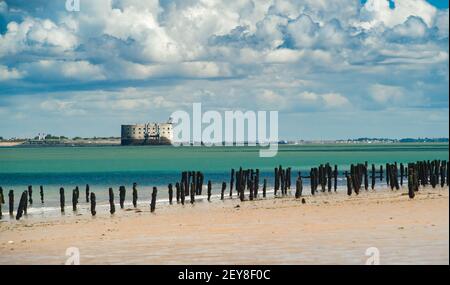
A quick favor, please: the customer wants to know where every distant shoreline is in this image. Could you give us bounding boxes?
[1,140,449,148]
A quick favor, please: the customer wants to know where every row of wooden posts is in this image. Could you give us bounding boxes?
[1,160,448,220]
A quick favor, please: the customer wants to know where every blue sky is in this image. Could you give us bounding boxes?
[0,0,448,140]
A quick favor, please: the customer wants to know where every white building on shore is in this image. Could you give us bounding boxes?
[121,120,173,145]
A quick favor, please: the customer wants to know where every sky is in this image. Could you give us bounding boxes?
[0,0,448,140]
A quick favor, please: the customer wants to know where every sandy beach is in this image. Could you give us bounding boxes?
[0,186,448,265]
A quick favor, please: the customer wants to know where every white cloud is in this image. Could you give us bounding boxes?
[370,84,405,104]
[359,0,437,29]
[22,60,105,81]
[0,65,23,81]
[0,0,447,139]
[321,93,351,109]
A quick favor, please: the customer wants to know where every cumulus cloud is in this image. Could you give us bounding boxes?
[370,84,405,104]
[0,65,23,81]
[0,0,448,138]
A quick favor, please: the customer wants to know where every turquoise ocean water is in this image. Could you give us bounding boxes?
[0,143,448,212]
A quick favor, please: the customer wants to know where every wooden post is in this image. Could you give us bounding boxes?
[400,163,404,186]
[109,187,115,214]
[85,184,90,203]
[447,161,449,186]
[440,161,446,188]
[90,192,96,216]
[371,164,375,190]
[119,186,126,209]
[15,191,28,220]
[327,164,332,192]
[346,175,352,196]
[255,169,260,198]
[334,165,338,192]
[364,164,369,191]
[221,182,226,200]
[175,182,181,204]
[408,164,415,199]
[0,187,3,205]
[180,182,185,205]
[28,185,33,205]
[207,181,212,202]
[274,167,279,196]
[60,187,65,213]
[72,188,78,212]
[190,182,195,204]
[0,191,2,219]
[295,177,303,198]
[380,165,383,181]
[150,187,157,213]
[249,180,254,201]
[239,174,245,202]
[132,183,138,208]
[8,190,14,216]
[40,185,44,204]
[263,178,267,198]
[168,183,173,205]
[199,172,204,195]
[230,169,235,198]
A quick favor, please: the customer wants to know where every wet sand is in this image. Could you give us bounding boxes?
[0,187,448,265]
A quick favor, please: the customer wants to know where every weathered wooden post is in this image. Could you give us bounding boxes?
[15,191,28,220]
[440,161,446,188]
[190,182,195,204]
[364,164,369,191]
[239,174,245,202]
[386,163,390,186]
[327,164,332,192]
[39,185,44,204]
[109,187,115,214]
[168,183,173,205]
[75,186,80,202]
[0,187,3,205]
[207,181,212,202]
[85,184,90,203]
[295,177,303,199]
[400,163,404,186]
[447,161,449,186]
[59,187,65,213]
[27,185,33,205]
[221,182,226,200]
[72,188,78,212]
[119,186,126,209]
[180,183,185,205]
[371,164,375,190]
[346,175,352,196]
[310,168,315,196]
[90,192,96,216]
[230,169,235,198]
[8,190,14,216]
[333,165,338,192]
[249,180,254,201]
[274,167,279,196]
[175,182,181,204]
[199,172,204,195]
[195,171,200,195]
[263,178,267,198]
[132,183,138,208]
[150,187,157,213]
[255,169,260,198]
[408,164,415,199]
[380,165,383,181]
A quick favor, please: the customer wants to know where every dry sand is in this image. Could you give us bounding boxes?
[0,187,448,265]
